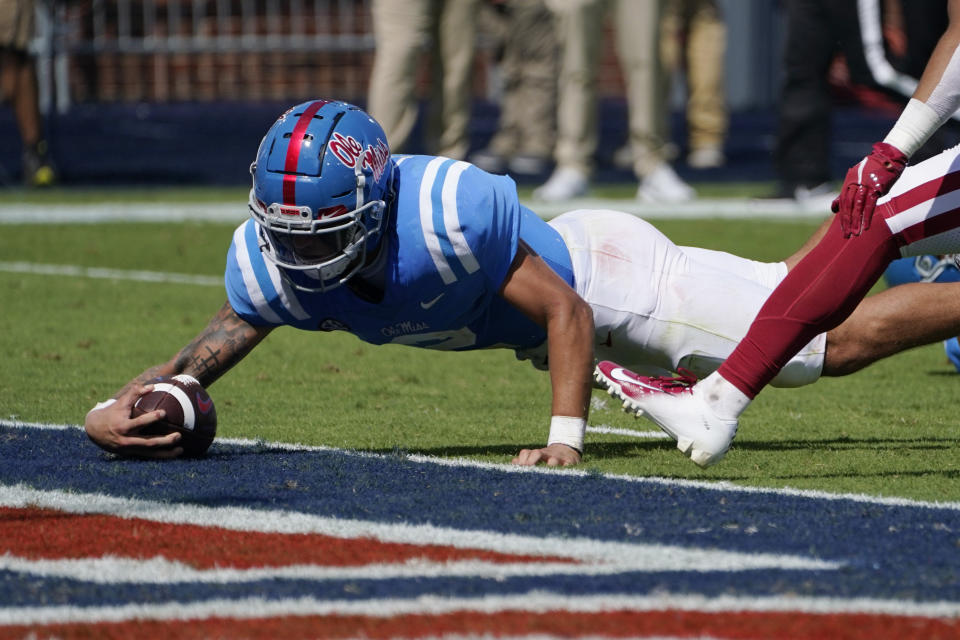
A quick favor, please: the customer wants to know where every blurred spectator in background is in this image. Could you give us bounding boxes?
[660,0,728,169]
[367,0,481,161]
[0,0,55,187]
[534,0,695,203]
[774,0,953,207]
[469,0,557,177]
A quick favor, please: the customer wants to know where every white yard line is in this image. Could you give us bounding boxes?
[1,592,958,627]
[0,198,831,225]
[0,261,221,286]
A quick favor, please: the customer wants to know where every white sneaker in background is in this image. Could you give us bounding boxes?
[612,144,633,170]
[793,182,838,213]
[468,148,506,174]
[687,146,726,169]
[636,163,696,203]
[508,154,549,176]
[533,167,589,202]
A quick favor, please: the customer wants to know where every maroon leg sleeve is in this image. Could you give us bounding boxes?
[717,216,901,398]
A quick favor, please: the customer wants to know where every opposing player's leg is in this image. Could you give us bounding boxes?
[596,143,960,467]
[721,144,960,396]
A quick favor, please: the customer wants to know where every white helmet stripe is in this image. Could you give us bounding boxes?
[152,383,196,431]
[441,161,480,275]
[420,157,457,284]
[232,224,284,324]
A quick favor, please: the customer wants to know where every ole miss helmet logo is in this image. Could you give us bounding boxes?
[328,132,390,183]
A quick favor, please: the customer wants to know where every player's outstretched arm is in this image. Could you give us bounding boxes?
[84,301,272,457]
[499,241,595,467]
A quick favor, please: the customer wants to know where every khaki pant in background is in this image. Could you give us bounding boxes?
[367,0,480,160]
[0,0,35,51]
[483,0,557,161]
[546,0,669,179]
[661,0,728,153]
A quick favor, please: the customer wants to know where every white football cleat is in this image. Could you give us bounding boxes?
[594,360,737,468]
[636,163,695,203]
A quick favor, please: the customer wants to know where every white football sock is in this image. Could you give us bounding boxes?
[694,371,752,421]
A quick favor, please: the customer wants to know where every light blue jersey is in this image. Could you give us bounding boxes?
[225,155,573,352]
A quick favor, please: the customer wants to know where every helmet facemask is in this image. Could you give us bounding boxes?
[248,99,395,294]
[249,164,388,293]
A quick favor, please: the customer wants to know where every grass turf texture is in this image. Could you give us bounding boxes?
[2,187,958,504]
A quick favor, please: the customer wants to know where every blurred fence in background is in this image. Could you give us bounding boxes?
[32,0,782,113]
[34,0,377,111]
[11,0,893,187]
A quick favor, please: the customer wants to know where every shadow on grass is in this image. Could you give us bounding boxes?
[359,435,959,459]
[733,436,957,452]
[754,467,960,482]
[362,440,674,459]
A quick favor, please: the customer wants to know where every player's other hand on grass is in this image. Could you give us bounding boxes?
[831,142,908,238]
[84,384,183,459]
[512,443,581,467]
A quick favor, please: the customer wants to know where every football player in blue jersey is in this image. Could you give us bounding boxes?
[84,100,960,464]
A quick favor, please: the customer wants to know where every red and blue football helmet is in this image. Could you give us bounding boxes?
[249,100,395,292]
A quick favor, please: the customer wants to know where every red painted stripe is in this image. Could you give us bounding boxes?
[0,507,575,569]
[4,610,959,640]
[884,170,960,220]
[281,100,327,205]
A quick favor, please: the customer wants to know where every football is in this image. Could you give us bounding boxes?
[131,374,217,456]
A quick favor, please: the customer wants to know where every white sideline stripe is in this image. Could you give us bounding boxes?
[587,425,670,439]
[0,199,832,225]
[1,592,958,626]
[4,419,960,512]
[0,551,830,585]
[0,261,221,287]
[0,202,245,224]
[0,484,839,575]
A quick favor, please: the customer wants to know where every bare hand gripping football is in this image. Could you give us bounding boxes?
[131,374,218,456]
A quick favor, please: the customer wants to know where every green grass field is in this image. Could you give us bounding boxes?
[2,185,958,504]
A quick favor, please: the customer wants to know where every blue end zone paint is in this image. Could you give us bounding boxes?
[3,424,960,609]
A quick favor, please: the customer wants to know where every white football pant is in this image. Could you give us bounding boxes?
[546,209,825,388]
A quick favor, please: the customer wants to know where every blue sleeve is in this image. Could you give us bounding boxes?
[223,221,283,327]
[455,166,522,290]
[518,204,575,288]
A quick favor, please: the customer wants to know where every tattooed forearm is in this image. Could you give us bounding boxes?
[188,344,224,380]
[172,302,272,387]
[112,302,271,399]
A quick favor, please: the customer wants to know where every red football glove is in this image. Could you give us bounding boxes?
[831,142,908,238]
